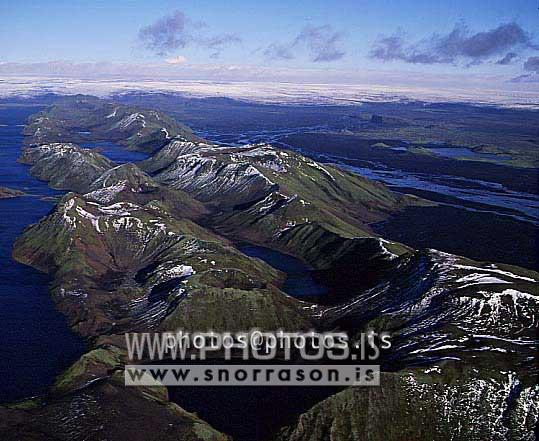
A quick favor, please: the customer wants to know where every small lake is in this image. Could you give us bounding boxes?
[79,141,149,164]
[237,244,328,297]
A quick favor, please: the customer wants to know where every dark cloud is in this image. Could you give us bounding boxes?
[371,22,538,65]
[524,56,539,73]
[294,25,346,62]
[264,24,345,63]
[138,10,241,57]
[369,31,445,64]
[496,52,518,65]
[204,34,242,50]
[138,11,190,55]
[263,43,294,60]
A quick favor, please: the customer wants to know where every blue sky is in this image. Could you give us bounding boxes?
[1,0,539,84]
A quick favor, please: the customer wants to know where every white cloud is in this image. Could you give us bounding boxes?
[165,55,187,65]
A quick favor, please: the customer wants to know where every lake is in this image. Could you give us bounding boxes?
[79,141,149,164]
[0,106,86,403]
[237,243,328,297]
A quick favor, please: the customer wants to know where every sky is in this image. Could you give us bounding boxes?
[1,0,539,87]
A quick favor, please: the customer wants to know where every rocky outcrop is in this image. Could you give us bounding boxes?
[149,153,278,209]
[84,163,208,219]
[19,143,114,192]
[140,139,219,172]
[0,186,25,199]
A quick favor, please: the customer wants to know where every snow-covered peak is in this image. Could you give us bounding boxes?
[111,112,146,130]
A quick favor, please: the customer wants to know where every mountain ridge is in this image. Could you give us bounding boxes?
[3,95,537,441]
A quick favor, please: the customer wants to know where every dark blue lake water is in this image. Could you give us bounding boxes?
[237,244,328,297]
[0,106,86,403]
[79,141,148,164]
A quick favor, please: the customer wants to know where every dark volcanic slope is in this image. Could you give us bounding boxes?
[3,96,538,441]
